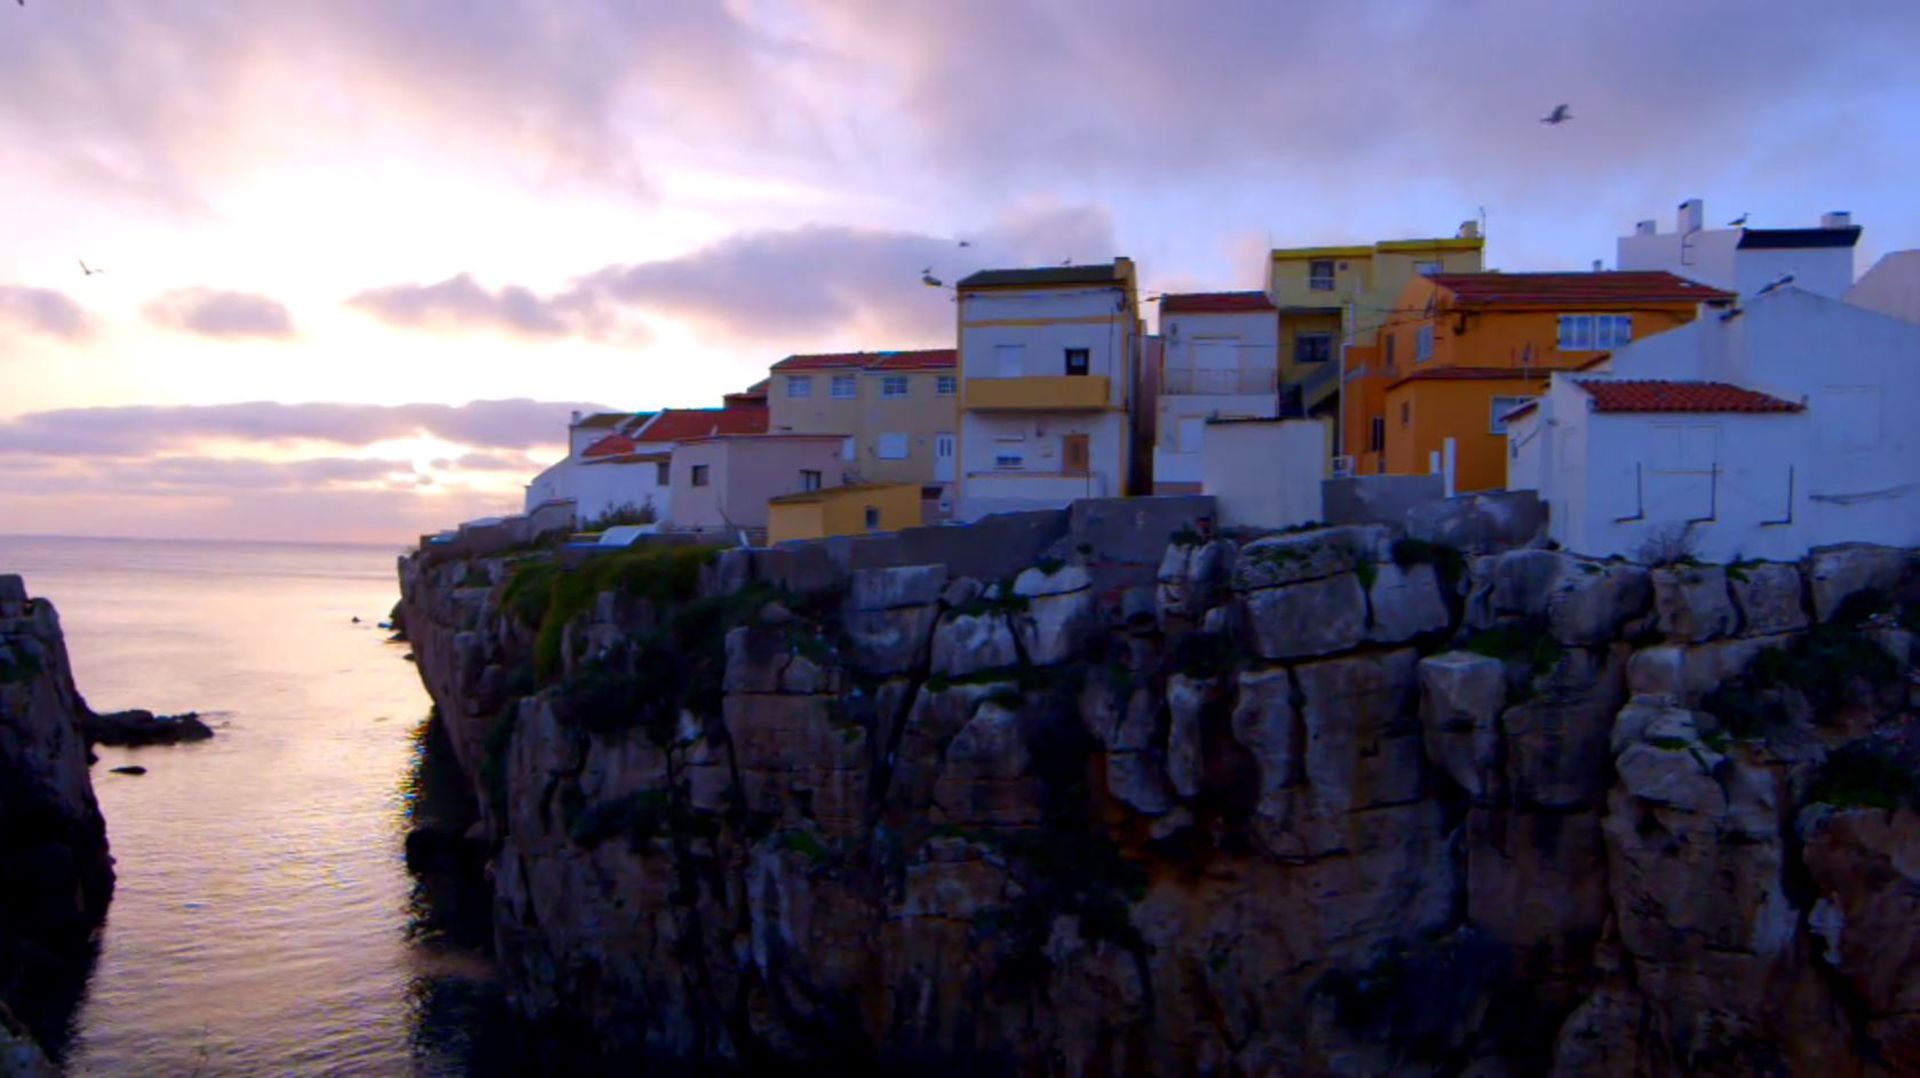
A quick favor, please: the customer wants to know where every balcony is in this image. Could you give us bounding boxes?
[1162,366,1279,396]
[964,375,1111,411]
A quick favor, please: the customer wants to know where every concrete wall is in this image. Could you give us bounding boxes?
[1323,474,1445,526]
[672,437,848,533]
[1201,419,1325,531]
[1847,251,1920,325]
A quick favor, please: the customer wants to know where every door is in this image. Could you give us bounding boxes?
[933,433,956,482]
[1062,434,1091,476]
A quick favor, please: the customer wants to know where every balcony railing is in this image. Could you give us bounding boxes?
[1162,367,1279,395]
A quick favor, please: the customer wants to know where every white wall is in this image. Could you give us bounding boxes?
[1202,419,1326,531]
[1154,309,1279,487]
[1617,216,1857,298]
[1847,251,1920,325]
[1515,288,1920,560]
[572,456,674,526]
[956,411,1128,520]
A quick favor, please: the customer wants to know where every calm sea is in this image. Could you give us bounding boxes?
[0,535,508,1076]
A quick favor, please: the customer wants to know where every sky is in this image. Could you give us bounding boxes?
[2,1,1917,543]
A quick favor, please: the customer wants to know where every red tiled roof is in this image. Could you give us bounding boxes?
[1387,366,1548,390]
[865,349,956,371]
[581,433,640,459]
[1159,291,1276,314]
[772,349,954,372]
[1427,271,1734,307]
[632,405,769,443]
[1578,380,1805,414]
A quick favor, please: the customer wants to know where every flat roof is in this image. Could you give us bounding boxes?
[1737,226,1862,250]
[957,263,1127,289]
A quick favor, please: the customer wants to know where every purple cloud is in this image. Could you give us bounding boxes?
[347,274,574,339]
[0,398,612,457]
[0,284,92,340]
[144,287,295,339]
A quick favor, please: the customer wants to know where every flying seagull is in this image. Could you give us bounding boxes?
[921,272,944,288]
[1756,273,1796,297]
[957,240,971,247]
[77,258,105,277]
[1728,212,1749,227]
[1540,104,1572,125]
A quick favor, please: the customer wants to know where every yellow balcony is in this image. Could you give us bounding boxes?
[964,375,1112,411]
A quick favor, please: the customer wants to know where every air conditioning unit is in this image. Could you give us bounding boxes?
[1330,454,1355,479]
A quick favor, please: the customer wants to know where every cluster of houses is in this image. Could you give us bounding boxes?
[524,197,1920,560]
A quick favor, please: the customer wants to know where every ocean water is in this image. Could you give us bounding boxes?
[0,535,506,1076]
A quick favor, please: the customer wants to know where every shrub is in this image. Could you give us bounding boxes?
[504,545,720,681]
[1807,742,1920,811]
[1634,522,1700,568]
[1701,621,1902,735]
[582,498,658,531]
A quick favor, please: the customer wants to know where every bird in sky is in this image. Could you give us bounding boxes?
[1540,104,1572,125]
[957,240,972,248]
[1060,258,1073,266]
[77,258,105,277]
[1728,212,1749,227]
[921,272,943,288]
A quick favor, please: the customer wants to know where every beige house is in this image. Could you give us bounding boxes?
[668,434,849,540]
[768,349,959,493]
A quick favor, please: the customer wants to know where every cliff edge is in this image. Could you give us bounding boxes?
[0,574,114,1052]
[399,519,1920,1075]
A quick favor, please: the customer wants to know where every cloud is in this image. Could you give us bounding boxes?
[0,285,92,340]
[144,287,295,339]
[352,203,1116,345]
[0,398,611,457]
[347,274,574,339]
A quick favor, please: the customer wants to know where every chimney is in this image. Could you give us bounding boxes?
[1458,220,1480,239]
[1592,259,1604,273]
[1677,198,1704,234]
[570,410,582,424]
[1821,211,1852,230]
[1634,219,1657,236]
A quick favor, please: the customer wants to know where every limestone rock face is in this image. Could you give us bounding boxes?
[396,532,1920,1075]
[0,577,114,1045]
[1727,560,1808,636]
[1243,572,1367,660]
[1652,564,1736,643]
[1418,651,1505,802]
[1806,543,1909,623]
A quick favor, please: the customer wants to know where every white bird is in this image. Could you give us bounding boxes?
[77,258,105,277]
[1540,104,1572,125]
[1756,273,1795,296]
[1728,212,1749,227]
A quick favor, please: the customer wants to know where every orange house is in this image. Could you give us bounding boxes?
[1346,271,1734,491]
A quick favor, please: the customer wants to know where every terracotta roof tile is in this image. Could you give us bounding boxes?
[772,349,955,372]
[581,432,640,458]
[1159,291,1276,314]
[632,406,769,443]
[1428,271,1734,307]
[1578,380,1804,414]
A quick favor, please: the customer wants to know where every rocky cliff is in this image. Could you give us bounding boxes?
[398,526,1920,1075]
[0,575,114,1053]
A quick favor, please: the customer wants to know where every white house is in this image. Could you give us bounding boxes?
[953,260,1142,520]
[1847,250,1920,325]
[1153,291,1280,493]
[524,404,768,528]
[524,411,648,517]
[1507,287,1920,561]
[1617,198,1861,299]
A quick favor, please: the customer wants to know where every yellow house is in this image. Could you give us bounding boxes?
[767,482,923,544]
[1267,226,1486,439]
[768,349,959,494]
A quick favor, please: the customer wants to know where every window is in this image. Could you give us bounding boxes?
[881,375,909,398]
[876,433,909,460]
[1490,396,1535,435]
[1400,401,1411,428]
[655,461,669,486]
[937,375,956,396]
[1064,347,1091,376]
[864,506,881,531]
[1557,314,1633,351]
[1294,333,1333,364]
[1309,260,1336,291]
[995,343,1025,377]
[830,374,857,399]
[1385,332,1396,369]
[994,452,1025,470]
[786,375,813,398]
[1414,260,1443,276]
[800,469,823,492]
[1415,326,1434,363]
[1369,417,1385,453]
[690,464,709,487]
